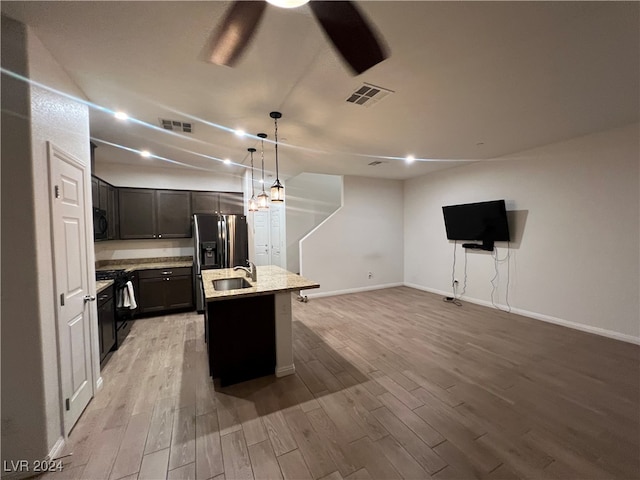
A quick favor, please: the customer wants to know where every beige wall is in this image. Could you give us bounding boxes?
[1,15,93,468]
[301,176,404,296]
[404,124,640,342]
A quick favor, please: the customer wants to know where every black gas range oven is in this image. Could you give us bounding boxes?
[96,269,135,348]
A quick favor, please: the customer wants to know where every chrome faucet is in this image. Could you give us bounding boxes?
[233,261,257,282]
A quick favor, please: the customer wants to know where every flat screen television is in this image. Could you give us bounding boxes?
[442,199,510,251]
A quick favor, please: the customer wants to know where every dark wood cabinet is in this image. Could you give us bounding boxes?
[192,191,220,214]
[97,285,116,365]
[207,294,275,386]
[98,181,109,212]
[119,188,191,239]
[91,177,99,207]
[192,191,244,215]
[92,175,119,241]
[156,190,192,238]
[219,192,244,214]
[137,267,193,314]
[107,185,118,240]
[118,188,156,239]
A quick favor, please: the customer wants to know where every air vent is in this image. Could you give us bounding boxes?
[159,118,193,133]
[346,83,394,108]
[368,160,386,166]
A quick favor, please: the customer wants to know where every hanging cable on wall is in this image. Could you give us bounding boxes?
[491,244,511,312]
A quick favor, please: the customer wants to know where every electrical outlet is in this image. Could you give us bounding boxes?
[368,271,373,279]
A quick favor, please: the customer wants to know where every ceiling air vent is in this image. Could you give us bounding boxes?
[346,83,394,108]
[368,160,386,166]
[159,118,193,133]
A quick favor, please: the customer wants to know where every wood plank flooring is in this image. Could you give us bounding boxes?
[43,287,639,480]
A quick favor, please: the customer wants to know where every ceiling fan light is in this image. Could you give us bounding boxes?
[266,0,309,8]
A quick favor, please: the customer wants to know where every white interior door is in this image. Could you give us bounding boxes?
[253,211,270,266]
[49,143,94,434]
[270,203,285,268]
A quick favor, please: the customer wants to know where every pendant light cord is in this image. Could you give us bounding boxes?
[249,150,255,197]
[260,137,266,193]
[274,116,280,182]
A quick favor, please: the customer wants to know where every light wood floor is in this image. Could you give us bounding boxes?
[45,287,639,480]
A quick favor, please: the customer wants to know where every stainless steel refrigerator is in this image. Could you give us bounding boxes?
[193,213,249,312]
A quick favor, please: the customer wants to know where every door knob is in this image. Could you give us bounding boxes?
[83,295,96,302]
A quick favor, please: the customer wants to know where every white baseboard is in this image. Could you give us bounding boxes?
[306,282,404,299]
[275,364,296,377]
[404,282,640,345]
[47,436,66,461]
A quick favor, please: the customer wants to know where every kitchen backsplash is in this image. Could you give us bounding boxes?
[94,238,194,262]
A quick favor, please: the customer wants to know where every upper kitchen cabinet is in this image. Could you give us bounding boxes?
[91,177,99,207]
[219,192,244,215]
[192,191,220,214]
[192,191,244,215]
[92,174,119,241]
[119,188,192,239]
[156,190,192,238]
[119,188,156,239]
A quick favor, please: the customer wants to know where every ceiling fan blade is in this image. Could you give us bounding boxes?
[205,1,267,67]
[309,1,388,75]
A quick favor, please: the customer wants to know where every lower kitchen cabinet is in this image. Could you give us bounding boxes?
[137,267,193,314]
[97,285,116,365]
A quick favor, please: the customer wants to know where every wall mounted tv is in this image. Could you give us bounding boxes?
[442,199,510,251]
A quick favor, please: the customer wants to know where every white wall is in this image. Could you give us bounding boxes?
[2,16,93,468]
[285,173,342,274]
[404,124,639,342]
[300,176,404,297]
[93,163,243,260]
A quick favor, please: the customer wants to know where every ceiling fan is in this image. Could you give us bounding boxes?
[204,0,388,75]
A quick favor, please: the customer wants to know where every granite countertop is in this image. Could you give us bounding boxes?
[96,280,114,294]
[203,265,319,302]
[96,256,193,273]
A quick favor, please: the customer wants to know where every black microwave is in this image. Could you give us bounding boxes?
[93,208,108,241]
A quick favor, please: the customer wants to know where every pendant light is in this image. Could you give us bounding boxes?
[247,147,258,212]
[256,133,270,210]
[269,111,285,202]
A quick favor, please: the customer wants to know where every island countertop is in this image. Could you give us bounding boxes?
[203,265,319,302]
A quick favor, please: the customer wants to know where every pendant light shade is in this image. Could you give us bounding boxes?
[269,111,284,202]
[256,133,270,210]
[247,147,258,212]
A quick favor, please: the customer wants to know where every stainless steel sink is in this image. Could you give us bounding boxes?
[213,277,252,291]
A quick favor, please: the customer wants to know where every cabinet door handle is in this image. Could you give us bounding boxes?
[162,271,172,275]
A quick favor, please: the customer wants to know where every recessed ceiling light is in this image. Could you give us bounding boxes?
[405,155,415,164]
[115,111,129,120]
[140,150,151,158]
[234,129,246,137]
[224,159,231,165]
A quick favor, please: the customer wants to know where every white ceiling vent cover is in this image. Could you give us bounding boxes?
[159,118,193,133]
[346,83,394,108]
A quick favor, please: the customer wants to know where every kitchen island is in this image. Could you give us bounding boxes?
[202,265,319,386]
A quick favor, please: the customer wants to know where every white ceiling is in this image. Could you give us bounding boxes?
[3,1,639,181]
